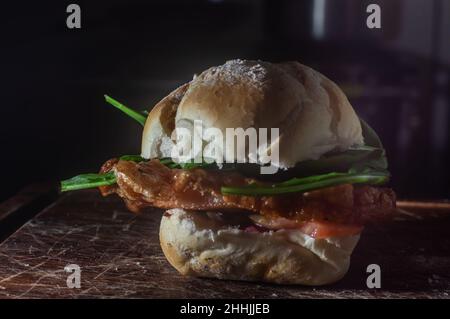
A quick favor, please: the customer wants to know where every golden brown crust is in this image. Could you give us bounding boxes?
[141,83,189,159]
[159,209,360,285]
[141,59,364,168]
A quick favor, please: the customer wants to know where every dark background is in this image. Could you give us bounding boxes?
[1,0,449,201]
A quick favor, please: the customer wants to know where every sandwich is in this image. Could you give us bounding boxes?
[61,59,396,285]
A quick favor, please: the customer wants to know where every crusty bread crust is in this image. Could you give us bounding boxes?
[160,209,360,285]
[141,83,189,159]
[142,59,363,168]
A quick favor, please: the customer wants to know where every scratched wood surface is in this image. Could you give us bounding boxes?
[0,189,449,299]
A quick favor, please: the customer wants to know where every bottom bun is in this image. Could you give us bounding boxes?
[159,209,360,285]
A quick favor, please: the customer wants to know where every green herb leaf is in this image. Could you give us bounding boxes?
[60,155,146,192]
[60,172,116,192]
[221,171,389,196]
[60,156,213,192]
[275,172,348,186]
[119,154,146,162]
[104,95,147,126]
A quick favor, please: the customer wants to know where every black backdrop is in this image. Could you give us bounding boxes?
[1,0,449,201]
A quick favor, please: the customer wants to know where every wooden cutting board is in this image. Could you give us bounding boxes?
[0,187,449,299]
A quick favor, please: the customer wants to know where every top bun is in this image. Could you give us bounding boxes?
[141,59,363,169]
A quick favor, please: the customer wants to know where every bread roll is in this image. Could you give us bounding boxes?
[160,208,360,285]
[142,59,363,169]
